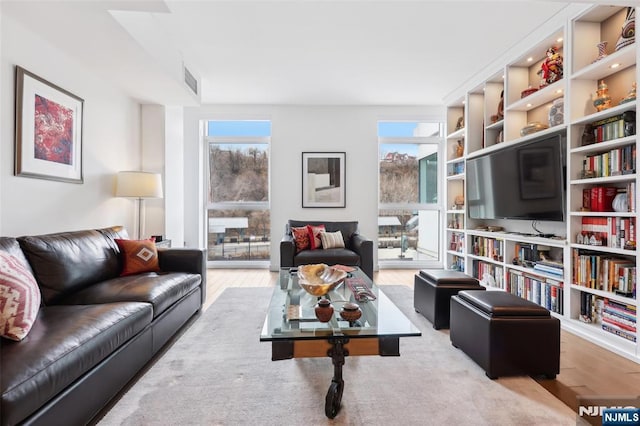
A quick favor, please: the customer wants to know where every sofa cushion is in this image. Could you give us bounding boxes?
[320,230,345,249]
[0,302,153,425]
[307,224,326,249]
[0,253,41,341]
[291,226,311,253]
[115,238,161,276]
[60,272,202,318]
[18,230,120,305]
[294,248,360,267]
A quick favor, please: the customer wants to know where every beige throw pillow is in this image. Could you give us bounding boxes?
[320,230,345,249]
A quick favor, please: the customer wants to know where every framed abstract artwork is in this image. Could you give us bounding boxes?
[302,152,346,208]
[14,66,84,183]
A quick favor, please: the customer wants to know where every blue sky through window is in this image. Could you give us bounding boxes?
[378,122,418,137]
[208,120,271,137]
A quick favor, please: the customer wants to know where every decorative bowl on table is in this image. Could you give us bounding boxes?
[298,264,348,297]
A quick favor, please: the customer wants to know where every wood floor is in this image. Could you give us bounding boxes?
[206,268,640,414]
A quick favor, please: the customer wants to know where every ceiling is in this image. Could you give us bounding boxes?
[2,1,617,106]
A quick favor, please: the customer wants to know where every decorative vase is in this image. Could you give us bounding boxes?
[548,97,564,127]
[593,80,612,112]
[620,82,637,105]
[339,302,362,323]
[615,7,635,51]
[314,299,334,322]
[594,41,608,62]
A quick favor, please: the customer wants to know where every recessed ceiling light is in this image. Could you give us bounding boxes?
[556,89,563,94]
[611,63,620,69]
[557,37,563,43]
[526,103,532,107]
[502,75,505,79]
[527,57,533,62]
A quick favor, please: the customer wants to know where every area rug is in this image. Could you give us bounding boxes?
[97,286,575,425]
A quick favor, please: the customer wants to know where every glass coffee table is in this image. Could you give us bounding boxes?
[260,267,421,418]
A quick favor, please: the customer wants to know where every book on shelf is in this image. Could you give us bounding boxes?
[572,249,636,295]
[581,144,636,178]
[602,322,637,343]
[533,260,564,276]
[587,186,617,212]
[506,269,563,314]
[590,114,626,144]
[578,216,637,249]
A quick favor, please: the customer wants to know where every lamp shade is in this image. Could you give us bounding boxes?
[115,171,163,199]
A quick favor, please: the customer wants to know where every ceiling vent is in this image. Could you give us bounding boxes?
[184,66,198,96]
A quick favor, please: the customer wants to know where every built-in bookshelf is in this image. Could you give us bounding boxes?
[442,4,638,362]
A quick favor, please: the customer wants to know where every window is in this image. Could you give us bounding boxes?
[205,121,271,263]
[378,121,443,267]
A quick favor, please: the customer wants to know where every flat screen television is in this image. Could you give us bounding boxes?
[466,134,566,222]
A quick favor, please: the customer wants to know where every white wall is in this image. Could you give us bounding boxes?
[0,13,141,236]
[183,105,443,270]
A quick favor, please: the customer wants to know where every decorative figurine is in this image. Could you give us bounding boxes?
[615,7,635,51]
[455,140,464,158]
[593,41,608,62]
[593,80,612,112]
[497,90,504,120]
[581,123,595,146]
[619,82,636,105]
[455,116,464,131]
[538,46,563,87]
[623,111,636,137]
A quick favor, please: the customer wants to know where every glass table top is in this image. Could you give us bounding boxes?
[260,267,421,341]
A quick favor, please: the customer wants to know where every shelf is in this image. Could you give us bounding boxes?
[485,120,504,131]
[570,135,636,154]
[446,250,465,257]
[562,318,637,355]
[570,283,636,305]
[570,243,637,256]
[446,173,464,181]
[446,128,465,139]
[467,253,503,266]
[569,211,636,218]
[571,101,637,126]
[446,228,465,233]
[467,126,566,159]
[466,230,567,247]
[446,209,465,214]
[570,173,637,185]
[572,44,637,81]
[446,157,465,165]
[507,80,566,112]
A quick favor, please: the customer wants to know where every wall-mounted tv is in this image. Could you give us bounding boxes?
[466,133,566,222]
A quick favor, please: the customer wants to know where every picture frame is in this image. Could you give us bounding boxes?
[14,65,84,183]
[302,152,345,208]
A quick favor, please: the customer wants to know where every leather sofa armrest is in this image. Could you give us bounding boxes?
[280,235,296,268]
[351,234,373,279]
[158,248,207,304]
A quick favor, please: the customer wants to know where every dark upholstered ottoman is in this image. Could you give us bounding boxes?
[450,290,560,379]
[414,269,484,329]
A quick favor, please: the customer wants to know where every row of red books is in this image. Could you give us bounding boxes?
[602,298,636,343]
[582,186,617,212]
[577,216,636,250]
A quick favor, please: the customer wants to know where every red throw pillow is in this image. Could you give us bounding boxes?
[291,226,311,253]
[115,238,161,276]
[0,252,41,341]
[307,224,326,250]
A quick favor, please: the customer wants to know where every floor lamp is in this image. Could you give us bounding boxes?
[115,171,164,239]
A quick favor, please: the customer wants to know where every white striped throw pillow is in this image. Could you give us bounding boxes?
[320,230,345,249]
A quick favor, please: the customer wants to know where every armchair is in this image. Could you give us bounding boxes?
[280,220,373,279]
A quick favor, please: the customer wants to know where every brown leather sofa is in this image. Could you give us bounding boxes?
[0,226,206,426]
[280,220,373,279]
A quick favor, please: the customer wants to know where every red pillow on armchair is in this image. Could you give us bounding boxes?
[307,224,326,250]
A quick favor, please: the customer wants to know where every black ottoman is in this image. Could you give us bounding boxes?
[450,290,560,379]
[414,269,484,329]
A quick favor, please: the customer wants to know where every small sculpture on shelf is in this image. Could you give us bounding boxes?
[538,46,563,87]
[593,80,612,112]
[454,195,464,210]
[619,82,636,105]
[615,7,635,51]
[455,116,464,131]
[623,111,636,137]
[593,41,608,62]
[491,90,504,123]
[455,139,464,158]
[548,97,564,127]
